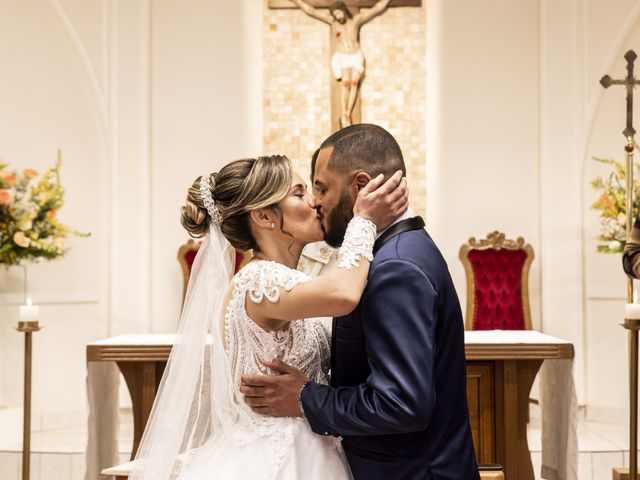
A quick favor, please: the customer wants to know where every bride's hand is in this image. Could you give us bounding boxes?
[353,170,409,231]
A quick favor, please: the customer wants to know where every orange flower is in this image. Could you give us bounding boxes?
[596,192,615,211]
[0,172,17,186]
[23,168,38,178]
[46,209,57,219]
[0,189,11,205]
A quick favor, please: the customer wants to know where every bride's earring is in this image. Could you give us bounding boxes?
[270,222,275,230]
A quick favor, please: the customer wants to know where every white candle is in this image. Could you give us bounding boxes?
[626,303,640,319]
[19,297,39,321]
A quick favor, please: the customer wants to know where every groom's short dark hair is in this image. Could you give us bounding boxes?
[310,148,320,182]
[319,124,406,179]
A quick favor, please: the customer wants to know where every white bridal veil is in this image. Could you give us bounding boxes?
[129,224,235,480]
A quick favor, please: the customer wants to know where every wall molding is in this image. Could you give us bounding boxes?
[538,0,587,402]
[47,0,108,126]
[105,0,153,334]
[583,1,640,150]
[141,0,153,333]
[586,287,627,301]
[107,0,118,337]
[585,404,628,424]
[0,291,100,305]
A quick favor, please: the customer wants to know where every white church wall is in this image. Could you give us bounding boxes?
[426,0,543,344]
[428,0,640,413]
[2,0,636,433]
[150,0,263,334]
[0,0,262,425]
[581,0,640,416]
[0,0,111,420]
[538,0,587,407]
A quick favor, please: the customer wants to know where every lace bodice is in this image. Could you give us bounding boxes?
[225,260,331,402]
[211,218,373,478]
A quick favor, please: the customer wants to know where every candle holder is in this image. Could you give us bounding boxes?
[625,137,638,480]
[17,321,41,333]
[601,49,640,480]
[15,319,41,480]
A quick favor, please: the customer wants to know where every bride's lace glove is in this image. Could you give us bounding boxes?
[335,170,407,270]
[352,170,408,231]
[337,216,376,269]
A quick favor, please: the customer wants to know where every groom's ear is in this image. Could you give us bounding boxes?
[354,172,373,191]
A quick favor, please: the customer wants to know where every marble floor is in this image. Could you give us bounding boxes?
[0,407,635,480]
[528,415,631,480]
[0,409,132,480]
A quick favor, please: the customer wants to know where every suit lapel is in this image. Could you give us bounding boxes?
[330,216,426,383]
[373,216,425,255]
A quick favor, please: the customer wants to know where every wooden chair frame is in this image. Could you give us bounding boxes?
[177,239,202,304]
[459,231,534,331]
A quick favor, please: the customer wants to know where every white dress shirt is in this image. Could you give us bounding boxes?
[375,207,416,240]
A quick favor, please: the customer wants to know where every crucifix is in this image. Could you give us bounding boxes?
[600,49,640,480]
[268,0,421,132]
[601,50,640,139]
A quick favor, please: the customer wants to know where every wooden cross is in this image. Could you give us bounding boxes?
[269,0,421,132]
[601,50,640,139]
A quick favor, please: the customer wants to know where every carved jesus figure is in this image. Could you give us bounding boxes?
[291,0,392,127]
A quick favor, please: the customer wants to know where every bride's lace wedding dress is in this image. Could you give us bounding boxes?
[178,260,352,480]
[131,216,375,480]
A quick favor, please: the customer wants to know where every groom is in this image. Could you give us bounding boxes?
[241,124,479,479]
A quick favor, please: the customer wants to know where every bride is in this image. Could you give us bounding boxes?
[129,154,407,480]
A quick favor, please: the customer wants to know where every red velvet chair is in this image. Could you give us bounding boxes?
[458,231,534,331]
[177,239,248,304]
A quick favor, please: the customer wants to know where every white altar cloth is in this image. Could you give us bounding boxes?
[88,333,177,346]
[85,330,577,480]
[464,329,572,344]
[465,330,577,480]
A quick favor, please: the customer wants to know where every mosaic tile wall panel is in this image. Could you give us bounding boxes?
[263,3,426,214]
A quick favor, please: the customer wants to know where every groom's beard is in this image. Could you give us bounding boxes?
[324,188,354,248]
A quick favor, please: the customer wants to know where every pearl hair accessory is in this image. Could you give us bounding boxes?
[200,173,223,226]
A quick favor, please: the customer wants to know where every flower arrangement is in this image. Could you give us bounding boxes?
[0,153,88,266]
[590,156,640,254]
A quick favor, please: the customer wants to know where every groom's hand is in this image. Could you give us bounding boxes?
[240,359,310,417]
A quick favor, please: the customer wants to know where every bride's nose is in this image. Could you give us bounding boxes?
[307,193,318,209]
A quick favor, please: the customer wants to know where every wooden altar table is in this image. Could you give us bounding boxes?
[86,330,574,480]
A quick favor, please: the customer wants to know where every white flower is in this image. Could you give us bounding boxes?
[17,219,32,231]
[608,240,622,250]
[13,231,31,248]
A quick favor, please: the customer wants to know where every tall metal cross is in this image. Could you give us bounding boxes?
[601,49,640,480]
[600,50,640,139]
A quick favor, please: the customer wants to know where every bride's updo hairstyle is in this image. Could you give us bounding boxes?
[180,155,293,251]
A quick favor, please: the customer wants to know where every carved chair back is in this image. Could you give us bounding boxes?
[177,239,249,305]
[459,231,534,330]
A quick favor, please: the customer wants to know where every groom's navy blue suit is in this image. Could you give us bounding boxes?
[301,218,479,480]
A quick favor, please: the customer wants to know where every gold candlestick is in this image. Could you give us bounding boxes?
[16,320,41,480]
[624,138,638,480]
[601,49,640,480]
[627,138,635,301]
